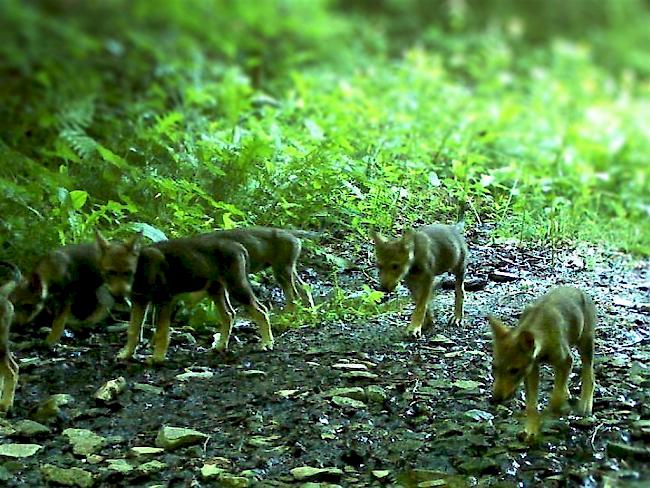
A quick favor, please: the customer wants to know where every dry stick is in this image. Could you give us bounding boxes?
[590,423,604,451]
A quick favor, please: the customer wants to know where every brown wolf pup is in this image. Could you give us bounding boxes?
[215,227,314,310]
[0,262,21,412]
[488,286,596,440]
[371,223,468,337]
[8,234,131,345]
[97,232,273,364]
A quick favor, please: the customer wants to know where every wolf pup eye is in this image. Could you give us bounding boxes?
[391,264,400,271]
[509,367,520,375]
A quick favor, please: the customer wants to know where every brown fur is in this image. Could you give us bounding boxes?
[9,236,117,345]
[371,224,468,337]
[98,232,273,364]
[489,286,596,440]
[215,227,313,310]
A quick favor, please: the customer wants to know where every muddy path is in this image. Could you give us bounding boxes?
[1,230,649,487]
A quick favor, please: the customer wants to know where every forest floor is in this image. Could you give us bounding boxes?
[2,228,649,487]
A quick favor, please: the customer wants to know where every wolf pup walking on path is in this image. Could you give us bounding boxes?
[489,286,596,441]
[371,220,468,337]
[98,232,273,364]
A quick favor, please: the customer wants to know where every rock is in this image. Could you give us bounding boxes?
[220,475,250,487]
[11,419,51,437]
[41,464,94,487]
[452,380,482,390]
[176,370,214,381]
[0,443,43,458]
[365,386,388,403]
[133,383,164,395]
[331,396,366,409]
[201,464,227,479]
[488,271,519,282]
[30,394,74,423]
[138,460,166,475]
[63,428,107,456]
[276,389,300,398]
[332,363,368,371]
[290,466,344,481]
[372,470,391,479]
[457,457,499,475]
[155,426,209,450]
[241,370,267,378]
[322,387,366,401]
[93,377,126,402]
[130,446,165,458]
[464,409,495,421]
[105,459,134,473]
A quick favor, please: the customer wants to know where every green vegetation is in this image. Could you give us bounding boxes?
[1,0,648,264]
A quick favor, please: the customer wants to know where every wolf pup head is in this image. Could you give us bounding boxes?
[488,315,538,404]
[371,230,415,292]
[96,231,141,297]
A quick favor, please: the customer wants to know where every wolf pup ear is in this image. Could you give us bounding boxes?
[488,315,509,340]
[125,233,142,254]
[370,230,385,245]
[95,230,110,253]
[518,330,536,353]
[401,230,415,251]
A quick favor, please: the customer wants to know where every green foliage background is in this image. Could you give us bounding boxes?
[1,0,648,265]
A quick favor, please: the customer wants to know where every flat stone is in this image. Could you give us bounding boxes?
[372,470,391,479]
[130,446,165,458]
[332,363,368,371]
[63,428,107,456]
[0,443,43,458]
[290,466,344,481]
[322,387,366,401]
[11,420,51,437]
[41,464,94,487]
[133,383,164,395]
[155,426,209,450]
[464,409,494,421]
[176,371,214,381]
[241,370,267,378]
[341,371,379,381]
[138,460,166,475]
[105,459,134,473]
[331,396,366,409]
[201,464,227,479]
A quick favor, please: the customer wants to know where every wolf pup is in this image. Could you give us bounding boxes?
[98,233,273,364]
[8,233,131,345]
[215,227,314,310]
[488,286,596,440]
[0,262,21,412]
[371,222,468,337]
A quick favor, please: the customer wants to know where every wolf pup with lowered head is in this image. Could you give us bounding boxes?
[371,221,468,337]
[8,234,132,345]
[0,262,21,412]
[97,232,273,364]
[488,286,596,440]
[215,227,314,310]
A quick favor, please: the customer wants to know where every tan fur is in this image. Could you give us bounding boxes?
[0,282,19,413]
[489,286,596,440]
[371,224,468,337]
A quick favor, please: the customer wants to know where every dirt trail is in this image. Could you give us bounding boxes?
[2,234,649,487]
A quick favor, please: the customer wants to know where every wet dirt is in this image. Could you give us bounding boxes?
[1,230,649,487]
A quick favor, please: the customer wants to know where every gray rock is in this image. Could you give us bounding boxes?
[290,466,344,481]
[41,464,94,487]
[0,443,43,458]
[322,387,366,401]
[176,370,214,381]
[365,386,388,403]
[331,396,366,409]
[130,446,165,458]
[93,377,126,402]
[63,428,107,456]
[11,420,51,437]
[104,459,134,474]
[155,426,209,450]
[137,460,166,475]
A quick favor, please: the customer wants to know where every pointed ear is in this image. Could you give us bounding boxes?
[488,315,509,341]
[402,230,415,251]
[95,230,109,253]
[125,233,142,253]
[518,331,536,353]
[370,230,385,246]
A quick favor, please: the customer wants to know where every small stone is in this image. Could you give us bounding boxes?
[63,428,107,456]
[322,387,366,401]
[365,386,388,403]
[290,466,344,481]
[331,396,366,409]
[155,426,209,450]
[130,446,165,458]
[220,475,250,487]
[452,380,482,390]
[133,383,163,395]
[11,420,51,437]
[341,371,379,381]
[372,470,390,479]
[105,459,134,473]
[176,370,214,381]
[464,409,494,421]
[457,457,499,475]
[201,464,226,479]
[41,464,94,487]
[276,389,300,398]
[332,363,368,371]
[241,370,267,378]
[93,377,126,402]
[0,443,43,458]
[138,460,166,475]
